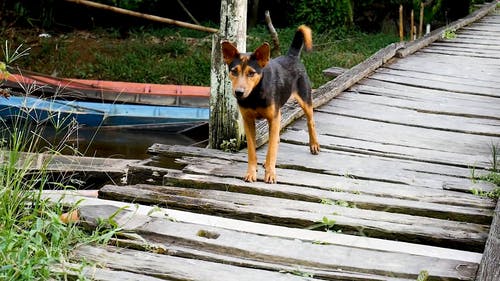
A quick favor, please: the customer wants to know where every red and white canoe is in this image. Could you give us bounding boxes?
[1,72,210,107]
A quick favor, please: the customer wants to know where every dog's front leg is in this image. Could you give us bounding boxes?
[264,110,281,184]
[242,115,258,182]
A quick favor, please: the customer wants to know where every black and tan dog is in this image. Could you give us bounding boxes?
[221,25,320,184]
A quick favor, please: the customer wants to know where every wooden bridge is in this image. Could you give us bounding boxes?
[46,2,499,280]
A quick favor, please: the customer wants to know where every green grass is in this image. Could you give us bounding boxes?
[0,45,119,279]
[0,111,122,280]
[470,143,500,199]
[4,25,398,88]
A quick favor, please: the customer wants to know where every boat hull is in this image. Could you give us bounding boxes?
[0,96,209,132]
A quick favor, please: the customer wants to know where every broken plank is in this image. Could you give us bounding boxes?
[153,166,494,223]
[98,184,490,251]
[129,159,495,209]
[146,143,496,195]
[42,191,483,264]
[74,202,480,280]
[73,244,323,281]
[51,262,164,281]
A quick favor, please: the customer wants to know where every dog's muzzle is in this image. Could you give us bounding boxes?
[234,89,245,99]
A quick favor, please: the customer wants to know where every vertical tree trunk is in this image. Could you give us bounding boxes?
[209,0,247,150]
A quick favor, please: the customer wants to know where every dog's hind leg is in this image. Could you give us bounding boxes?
[293,88,320,155]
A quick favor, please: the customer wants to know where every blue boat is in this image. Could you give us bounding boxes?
[0,96,209,132]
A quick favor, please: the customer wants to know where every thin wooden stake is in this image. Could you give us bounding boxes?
[419,2,424,38]
[410,9,415,41]
[399,5,404,42]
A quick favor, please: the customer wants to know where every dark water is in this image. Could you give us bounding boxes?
[43,125,208,160]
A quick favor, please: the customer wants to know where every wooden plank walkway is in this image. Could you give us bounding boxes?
[46,3,500,281]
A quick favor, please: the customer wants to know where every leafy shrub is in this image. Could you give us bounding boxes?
[289,0,354,32]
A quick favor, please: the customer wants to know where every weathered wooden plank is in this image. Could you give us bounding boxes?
[443,37,500,46]
[460,25,500,33]
[352,80,500,119]
[396,1,499,57]
[295,112,495,164]
[282,128,490,170]
[322,66,348,77]
[74,202,481,280]
[317,94,500,137]
[420,47,500,59]
[147,143,498,196]
[129,159,495,210]
[370,71,500,97]
[382,60,499,82]
[423,45,500,58]
[476,199,500,281]
[51,262,165,281]
[98,184,490,251]
[43,191,484,263]
[432,41,500,51]
[74,245,323,281]
[375,67,500,88]
[0,150,137,188]
[407,50,500,67]
[151,165,493,223]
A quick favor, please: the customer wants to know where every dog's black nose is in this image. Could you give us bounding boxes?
[234,90,244,98]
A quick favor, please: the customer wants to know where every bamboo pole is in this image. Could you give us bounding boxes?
[399,5,404,42]
[64,0,218,33]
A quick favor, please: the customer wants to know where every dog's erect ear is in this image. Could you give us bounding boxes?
[253,43,270,68]
[221,41,239,65]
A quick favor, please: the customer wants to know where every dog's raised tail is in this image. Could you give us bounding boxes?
[288,25,312,57]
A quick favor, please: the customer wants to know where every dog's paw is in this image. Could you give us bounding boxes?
[310,143,320,155]
[243,170,257,182]
[264,169,277,184]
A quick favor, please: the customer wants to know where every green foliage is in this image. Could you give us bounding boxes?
[470,143,500,199]
[417,270,429,281]
[290,0,354,32]
[442,28,457,39]
[307,216,337,232]
[220,138,240,153]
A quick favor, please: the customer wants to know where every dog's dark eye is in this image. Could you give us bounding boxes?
[247,71,256,77]
[230,69,239,76]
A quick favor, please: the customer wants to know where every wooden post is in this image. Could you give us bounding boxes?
[209,0,247,150]
[410,9,415,40]
[399,5,404,42]
[419,2,424,38]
